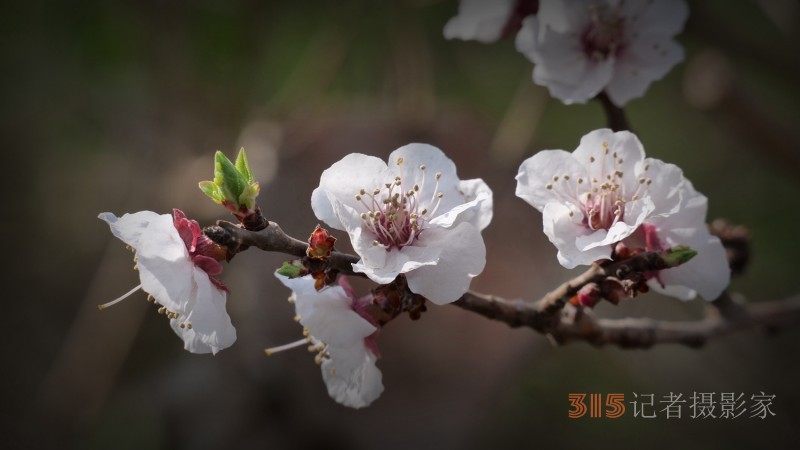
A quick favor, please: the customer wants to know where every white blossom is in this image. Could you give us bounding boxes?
[515,128,729,300]
[311,143,492,304]
[98,210,236,354]
[515,0,688,106]
[273,274,383,409]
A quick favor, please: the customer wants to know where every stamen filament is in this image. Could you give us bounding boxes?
[264,337,312,356]
[98,284,143,311]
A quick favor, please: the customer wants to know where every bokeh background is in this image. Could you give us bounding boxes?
[3,0,800,449]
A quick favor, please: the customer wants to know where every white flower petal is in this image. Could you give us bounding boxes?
[312,153,390,231]
[648,229,729,301]
[515,150,589,211]
[606,38,684,106]
[136,253,194,313]
[443,0,516,43]
[405,223,486,304]
[575,218,640,251]
[321,345,383,409]
[458,178,494,231]
[429,178,493,230]
[547,57,615,105]
[352,244,440,285]
[638,158,684,218]
[537,0,593,33]
[100,211,193,313]
[542,202,612,268]
[517,17,587,87]
[573,129,645,189]
[644,181,729,300]
[170,267,236,355]
[388,143,464,217]
[629,0,689,38]
[276,274,376,347]
[99,211,185,260]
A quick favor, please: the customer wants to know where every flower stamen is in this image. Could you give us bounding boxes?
[98,284,143,311]
[264,337,312,356]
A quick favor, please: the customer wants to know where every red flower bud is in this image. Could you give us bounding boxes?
[307,225,336,260]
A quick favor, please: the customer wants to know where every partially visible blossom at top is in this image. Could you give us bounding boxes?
[443,0,538,43]
[311,143,492,304]
[515,0,688,106]
[98,209,237,354]
[515,128,729,300]
[272,273,383,409]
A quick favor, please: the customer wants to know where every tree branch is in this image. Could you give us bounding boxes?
[208,220,800,349]
[596,91,631,132]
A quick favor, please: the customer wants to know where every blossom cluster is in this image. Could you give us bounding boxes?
[95,1,732,410]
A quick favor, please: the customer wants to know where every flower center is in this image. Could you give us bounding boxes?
[581,3,626,61]
[355,159,444,250]
[545,141,652,231]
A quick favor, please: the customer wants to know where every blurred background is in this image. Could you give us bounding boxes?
[3,0,800,449]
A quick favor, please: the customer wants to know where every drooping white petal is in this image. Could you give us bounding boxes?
[136,253,195,313]
[102,210,237,354]
[274,275,384,408]
[321,345,383,409]
[276,274,376,348]
[100,211,193,313]
[170,267,236,355]
[405,222,486,304]
[443,0,516,43]
[312,153,390,231]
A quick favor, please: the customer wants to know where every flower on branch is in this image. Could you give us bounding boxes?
[515,0,688,106]
[272,273,383,409]
[443,0,538,43]
[515,129,729,300]
[98,209,237,354]
[311,143,493,304]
